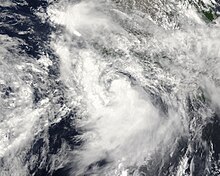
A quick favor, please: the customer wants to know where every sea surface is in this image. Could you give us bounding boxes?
[1,0,220,175]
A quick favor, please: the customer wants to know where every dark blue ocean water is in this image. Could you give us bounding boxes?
[1,0,220,176]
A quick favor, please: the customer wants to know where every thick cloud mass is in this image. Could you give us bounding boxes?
[1,0,220,176]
